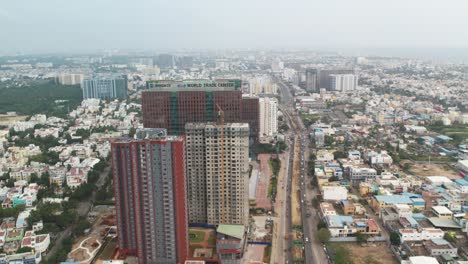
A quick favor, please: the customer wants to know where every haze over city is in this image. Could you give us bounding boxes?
[0,1,467,264]
[1,0,468,59]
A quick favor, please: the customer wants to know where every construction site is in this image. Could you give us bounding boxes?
[69,206,117,264]
[290,135,305,263]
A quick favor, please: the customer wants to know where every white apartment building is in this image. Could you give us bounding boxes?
[57,73,84,85]
[185,123,250,226]
[248,76,278,95]
[259,97,278,142]
[323,186,348,201]
[399,228,444,242]
[319,202,337,217]
[329,74,358,92]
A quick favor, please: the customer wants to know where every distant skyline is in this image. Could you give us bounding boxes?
[1,0,468,56]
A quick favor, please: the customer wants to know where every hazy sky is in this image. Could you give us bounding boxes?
[1,0,468,54]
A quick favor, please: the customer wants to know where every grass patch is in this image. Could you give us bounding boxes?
[189,230,206,243]
[263,245,272,261]
[267,177,278,198]
[269,157,281,176]
[328,244,354,264]
[207,232,216,246]
[299,112,320,128]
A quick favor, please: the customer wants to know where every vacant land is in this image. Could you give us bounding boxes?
[0,114,28,126]
[291,136,302,226]
[409,163,461,179]
[329,242,398,264]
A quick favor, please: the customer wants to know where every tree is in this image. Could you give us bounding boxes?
[317,220,327,230]
[403,163,411,171]
[312,197,320,208]
[129,127,137,138]
[73,218,92,236]
[316,228,331,243]
[333,151,347,159]
[16,246,34,254]
[355,231,367,243]
[444,232,456,243]
[29,173,39,184]
[279,124,289,132]
[328,176,339,182]
[390,231,401,246]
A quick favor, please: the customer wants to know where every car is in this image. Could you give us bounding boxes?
[306,213,311,217]
[305,237,309,242]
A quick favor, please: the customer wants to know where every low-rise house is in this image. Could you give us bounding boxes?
[423,238,458,257]
[16,210,31,228]
[320,202,337,217]
[348,150,361,160]
[432,206,453,219]
[323,186,348,201]
[0,187,9,201]
[316,150,334,162]
[5,228,24,243]
[0,251,42,264]
[325,215,355,237]
[21,231,50,254]
[454,179,468,193]
[32,221,43,233]
[399,228,444,242]
[216,225,246,264]
[347,167,377,185]
[341,201,366,215]
[366,150,393,165]
[66,167,89,188]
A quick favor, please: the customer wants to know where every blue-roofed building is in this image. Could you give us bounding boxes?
[454,179,468,193]
[371,195,419,212]
[423,238,458,257]
[421,136,435,145]
[412,213,426,220]
[436,135,452,143]
[406,216,419,228]
[326,215,354,228]
[411,198,426,209]
[401,192,422,198]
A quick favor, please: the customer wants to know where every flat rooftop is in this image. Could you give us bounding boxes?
[146,79,241,92]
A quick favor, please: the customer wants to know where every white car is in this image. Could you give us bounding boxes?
[305,237,309,242]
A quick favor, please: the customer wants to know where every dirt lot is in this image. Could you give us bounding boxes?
[0,114,28,126]
[408,163,461,179]
[330,242,398,264]
[291,136,302,226]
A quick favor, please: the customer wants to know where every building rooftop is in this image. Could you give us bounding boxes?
[326,215,353,228]
[146,79,241,92]
[455,179,468,186]
[408,256,439,264]
[217,225,245,240]
[432,205,453,215]
[430,238,450,246]
[374,195,412,204]
[427,217,461,229]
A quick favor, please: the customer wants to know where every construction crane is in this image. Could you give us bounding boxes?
[216,104,226,223]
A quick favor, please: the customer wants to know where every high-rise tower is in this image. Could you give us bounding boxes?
[111,128,188,264]
[185,122,250,226]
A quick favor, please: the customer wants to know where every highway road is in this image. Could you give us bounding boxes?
[276,77,329,264]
